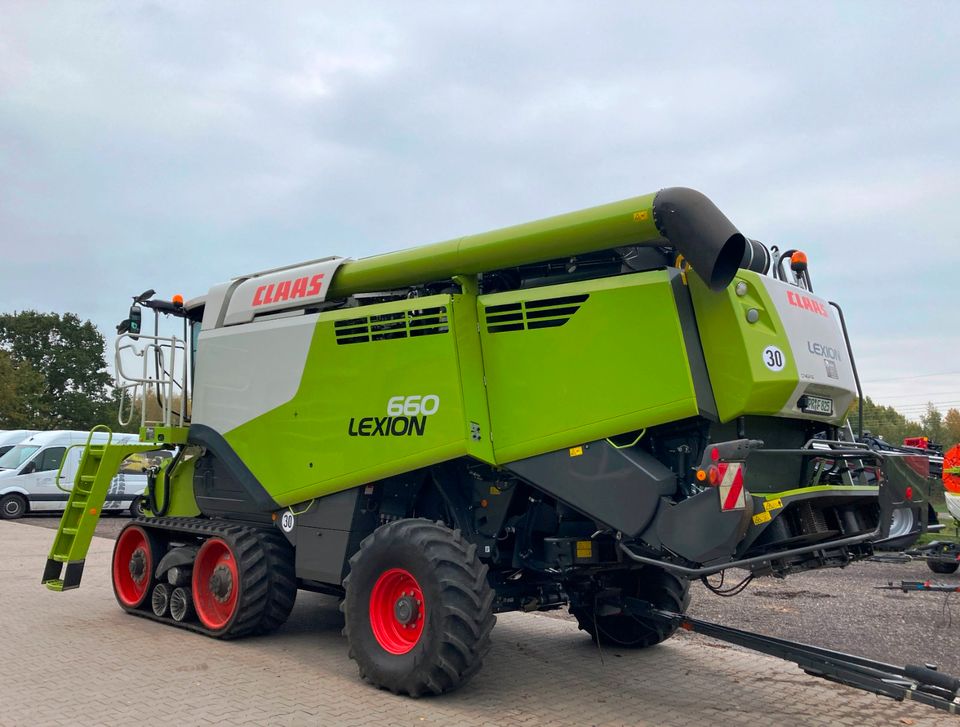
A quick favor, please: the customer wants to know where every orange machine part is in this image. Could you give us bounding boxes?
[943,444,960,494]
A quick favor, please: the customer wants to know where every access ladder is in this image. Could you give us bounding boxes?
[41,428,161,591]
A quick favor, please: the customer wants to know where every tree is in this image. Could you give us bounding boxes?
[920,402,945,445]
[0,349,47,427]
[0,311,114,429]
[944,408,960,449]
[849,395,920,444]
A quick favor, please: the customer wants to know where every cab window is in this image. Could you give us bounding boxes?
[35,447,67,472]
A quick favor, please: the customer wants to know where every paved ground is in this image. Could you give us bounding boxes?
[3,521,957,726]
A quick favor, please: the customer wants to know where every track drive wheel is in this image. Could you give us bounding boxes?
[191,528,296,639]
[571,567,690,648]
[342,519,496,696]
[112,524,165,609]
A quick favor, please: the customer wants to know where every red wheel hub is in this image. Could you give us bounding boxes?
[113,526,153,608]
[369,568,425,654]
[193,538,240,630]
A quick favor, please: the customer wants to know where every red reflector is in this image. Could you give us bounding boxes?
[905,486,913,500]
[708,466,719,486]
[710,447,720,462]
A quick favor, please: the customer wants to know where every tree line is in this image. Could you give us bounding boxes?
[0,311,125,431]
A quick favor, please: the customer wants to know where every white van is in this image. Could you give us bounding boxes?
[0,430,157,520]
[0,430,39,458]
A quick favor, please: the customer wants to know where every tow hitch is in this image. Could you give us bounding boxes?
[620,597,960,715]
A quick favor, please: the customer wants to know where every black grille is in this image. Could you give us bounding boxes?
[485,294,588,334]
[334,307,449,345]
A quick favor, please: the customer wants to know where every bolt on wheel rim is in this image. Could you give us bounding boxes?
[192,538,240,629]
[113,526,152,607]
[369,568,425,654]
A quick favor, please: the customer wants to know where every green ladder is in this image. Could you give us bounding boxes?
[41,427,161,592]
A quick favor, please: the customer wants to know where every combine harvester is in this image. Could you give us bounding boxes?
[40,188,958,712]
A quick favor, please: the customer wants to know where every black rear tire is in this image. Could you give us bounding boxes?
[928,560,959,574]
[571,567,690,648]
[342,518,496,696]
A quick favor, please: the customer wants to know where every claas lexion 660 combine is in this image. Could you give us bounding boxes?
[41,188,959,711]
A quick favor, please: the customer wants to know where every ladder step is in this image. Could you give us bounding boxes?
[62,528,78,536]
[79,475,95,484]
[71,502,86,509]
[44,579,65,592]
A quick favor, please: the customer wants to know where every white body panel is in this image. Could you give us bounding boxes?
[0,431,149,514]
[191,314,319,434]
[947,491,960,523]
[761,278,857,423]
[221,257,346,327]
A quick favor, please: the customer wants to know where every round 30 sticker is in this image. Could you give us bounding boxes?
[280,511,295,532]
[762,345,786,371]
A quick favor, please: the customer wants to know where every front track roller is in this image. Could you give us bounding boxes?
[342,518,496,696]
[570,567,691,648]
[111,518,297,639]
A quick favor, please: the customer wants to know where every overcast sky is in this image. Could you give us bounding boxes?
[1,1,958,424]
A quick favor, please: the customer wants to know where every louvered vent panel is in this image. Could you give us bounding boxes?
[485,294,588,333]
[334,307,449,345]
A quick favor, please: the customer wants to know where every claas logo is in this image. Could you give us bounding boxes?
[252,274,325,307]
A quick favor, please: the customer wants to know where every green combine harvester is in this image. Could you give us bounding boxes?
[42,187,957,710]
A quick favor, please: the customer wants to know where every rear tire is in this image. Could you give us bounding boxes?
[129,497,145,518]
[571,568,690,648]
[928,560,959,575]
[0,493,27,519]
[342,519,496,696]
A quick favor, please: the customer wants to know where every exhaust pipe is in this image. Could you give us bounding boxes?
[328,187,748,297]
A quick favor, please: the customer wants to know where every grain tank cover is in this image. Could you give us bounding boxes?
[222,257,347,326]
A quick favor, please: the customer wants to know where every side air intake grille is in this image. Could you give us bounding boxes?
[334,307,449,345]
[485,294,589,334]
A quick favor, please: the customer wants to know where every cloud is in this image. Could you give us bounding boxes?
[0,1,958,414]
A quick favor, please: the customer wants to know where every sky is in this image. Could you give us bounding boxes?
[1,1,958,424]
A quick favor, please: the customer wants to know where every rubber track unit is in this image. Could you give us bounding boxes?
[114,517,296,639]
[341,519,496,697]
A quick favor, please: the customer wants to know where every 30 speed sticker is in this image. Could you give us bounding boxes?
[762,345,786,372]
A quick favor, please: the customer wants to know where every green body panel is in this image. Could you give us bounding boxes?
[328,194,660,298]
[145,458,200,517]
[688,270,797,422]
[479,271,699,463]
[226,294,470,507]
[451,276,496,464]
[764,485,877,500]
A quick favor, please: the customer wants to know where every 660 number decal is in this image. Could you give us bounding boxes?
[349,395,441,437]
[386,395,440,417]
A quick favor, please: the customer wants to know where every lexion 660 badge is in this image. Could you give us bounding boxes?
[348,395,440,437]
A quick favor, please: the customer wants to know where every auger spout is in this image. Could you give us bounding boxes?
[328,187,746,296]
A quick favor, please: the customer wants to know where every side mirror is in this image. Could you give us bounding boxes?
[20,461,36,475]
[116,303,143,340]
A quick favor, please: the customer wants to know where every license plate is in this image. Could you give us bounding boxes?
[800,394,833,415]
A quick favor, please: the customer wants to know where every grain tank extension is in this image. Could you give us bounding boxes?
[43,187,933,697]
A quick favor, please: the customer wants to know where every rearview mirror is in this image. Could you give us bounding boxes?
[116,303,143,340]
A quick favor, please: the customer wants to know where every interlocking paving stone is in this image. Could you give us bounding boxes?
[1,520,954,727]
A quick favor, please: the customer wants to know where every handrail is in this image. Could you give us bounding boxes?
[55,426,114,493]
[114,332,187,428]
